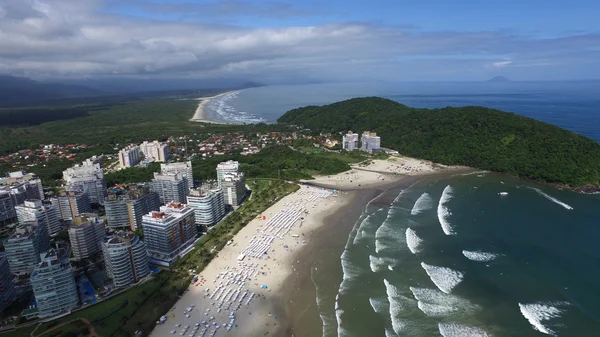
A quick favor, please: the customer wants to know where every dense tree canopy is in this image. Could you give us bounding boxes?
[278,97,600,187]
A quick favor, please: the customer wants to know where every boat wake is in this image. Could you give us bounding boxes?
[405,227,423,254]
[437,185,456,235]
[410,287,479,317]
[519,301,569,336]
[462,250,500,262]
[438,323,490,337]
[420,262,464,294]
[411,192,433,215]
[530,188,574,210]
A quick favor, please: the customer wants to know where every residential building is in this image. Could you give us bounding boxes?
[160,161,193,190]
[151,172,187,204]
[30,248,78,318]
[139,140,169,162]
[63,158,107,204]
[0,253,16,315]
[118,144,143,168]
[342,131,359,151]
[0,190,16,225]
[68,214,106,261]
[142,203,196,266]
[221,172,247,208]
[53,191,92,221]
[216,160,240,187]
[101,231,150,288]
[3,221,50,275]
[361,131,381,153]
[187,187,225,227]
[1,171,44,200]
[15,199,62,236]
[105,186,160,230]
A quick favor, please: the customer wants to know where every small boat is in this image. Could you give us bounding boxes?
[498,192,508,196]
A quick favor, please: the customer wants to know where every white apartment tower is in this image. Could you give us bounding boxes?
[342,131,359,151]
[118,144,143,168]
[150,172,187,204]
[216,161,240,187]
[63,158,107,204]
[68,214,106,261]
[141,203,196,266]
[15,199,62,236]
[102,231,150,288]
[221,172,246,208]
[160,161,193,190]
[140,141,169,162]
[361,131,381,153]
[187,187,226,227]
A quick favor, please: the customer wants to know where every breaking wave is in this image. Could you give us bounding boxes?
[411,192,433,215]
[410,287,479,317]
[353,208,384,245]
[206,91,266,124]
[420,262,464,294]
[339,250,362,294]
[375,210,404,254]
[405,227,423,254]
[369,255,387,273]
[437,185,456,235]
[462,250,500,262]
[369,296,390,315]
[438,323,490,337]
[519,302,569,335]
[530,188,574,210]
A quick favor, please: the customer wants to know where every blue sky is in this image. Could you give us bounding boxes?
[1,0,599,82]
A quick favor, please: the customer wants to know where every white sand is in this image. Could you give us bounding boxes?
[150,185,350,337]
[189,91,237,124]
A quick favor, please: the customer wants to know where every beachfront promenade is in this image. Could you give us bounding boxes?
[151,186,334,337]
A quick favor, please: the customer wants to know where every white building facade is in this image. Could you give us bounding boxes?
[187,187,225,227]
[216,161,240,187]
[118,144,143,168]
[361,131,381,153]
[140,141,169,162]
[160,161,193,190]
[342,131,359,151]
[15,199,61,236]
[102,231,150,288]
[63,159,107,204]
[68,214,106,261]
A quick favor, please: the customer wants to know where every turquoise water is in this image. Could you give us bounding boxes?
[311,173,600,336]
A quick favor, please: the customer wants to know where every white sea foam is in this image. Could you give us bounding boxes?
[375,209,405,254]
[411,192,433,215]
[437,185,456,235]
[369,296,390,314]
[458,170,490,177]
[519,302,568,335]
[420,262,464,294]
[410,287,479,317]
[353,208,385,245]
[384,279,408,335]
[385,328,397,337]
[311,266,336,337]
[438,323,490,337]
[462,250,500,262]
[339,250,361,293]
[530,188,574,210]
[369,255,387,273]
[405,227,423,254]
[207,91,266,124]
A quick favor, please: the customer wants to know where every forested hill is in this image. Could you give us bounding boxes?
[277,97,600,187]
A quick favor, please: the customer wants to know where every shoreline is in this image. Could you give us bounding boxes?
[189,91,238,124]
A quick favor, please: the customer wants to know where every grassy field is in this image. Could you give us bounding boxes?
[2,179,298,337]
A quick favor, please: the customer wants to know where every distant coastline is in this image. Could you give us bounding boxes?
[189,91,238,124]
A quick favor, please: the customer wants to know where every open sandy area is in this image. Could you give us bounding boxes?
[189,91,237,124]
[149,185,351,337]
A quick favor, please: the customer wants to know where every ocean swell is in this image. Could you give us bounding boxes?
[420,262,464,294]
[437,185,456,235]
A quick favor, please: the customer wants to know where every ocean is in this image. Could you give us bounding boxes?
[203,81,600,142]
[204,81,600,336]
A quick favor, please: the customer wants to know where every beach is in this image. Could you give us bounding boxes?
[149,158,466,337]
[189,91,237,124]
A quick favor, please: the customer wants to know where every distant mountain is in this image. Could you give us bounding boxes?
[0,75,102,106]
[486,76,511,82]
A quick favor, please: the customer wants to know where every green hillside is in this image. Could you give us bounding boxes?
[277,97,600,187]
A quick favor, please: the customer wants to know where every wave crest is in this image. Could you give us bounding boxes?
[420,262,464,294]
[437,185,456,235]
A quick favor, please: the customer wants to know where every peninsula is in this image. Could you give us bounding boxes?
[278,97,600,188]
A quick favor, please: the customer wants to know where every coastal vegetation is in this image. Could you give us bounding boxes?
[278,97,600,187]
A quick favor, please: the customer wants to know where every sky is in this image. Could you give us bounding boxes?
[1,0,599,83]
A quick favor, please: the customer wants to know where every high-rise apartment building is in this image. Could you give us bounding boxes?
[221,172,247,208]
[104,186,160,230]
[15,199,61,236]
[63,158,107,204]
[342,131,359,151]
[1,171,44,201]
[0,190,16,225]
[68,214,106,261]
[160,161,193,190]
[216,160,240,187]
[361,131,381,153]
[101,231,150,288]
[187,187,225,227]
[118,144,143,168]
[30,248,79,318]
[0,253,16,315]
[53,191,92,221]
[3,221,50,275]
[139,141,169,162]
[151,172,187,204]
[142,203,196,266]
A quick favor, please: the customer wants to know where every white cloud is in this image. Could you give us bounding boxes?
[492,60,512,68]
